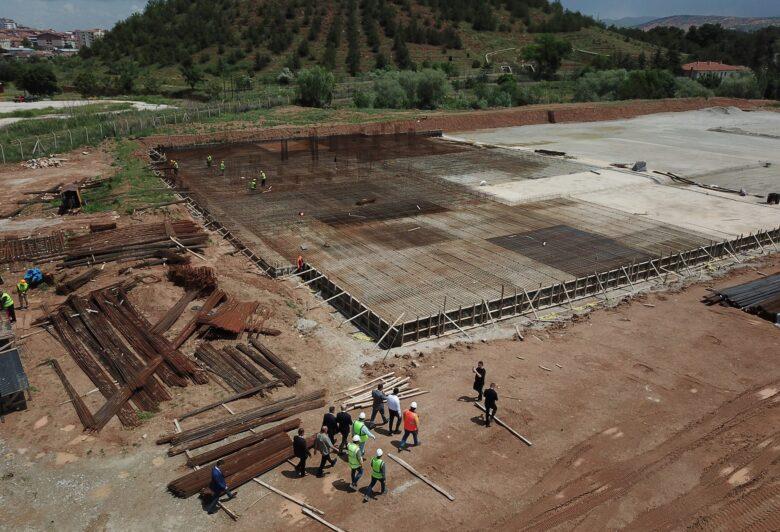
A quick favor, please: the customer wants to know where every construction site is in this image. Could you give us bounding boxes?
[0,98,779,531]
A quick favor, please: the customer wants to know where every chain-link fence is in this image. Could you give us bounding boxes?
[0,94,293,164]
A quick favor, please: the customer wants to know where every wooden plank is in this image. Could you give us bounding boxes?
[387,454,455,501]
[302,508,347,532]
[253,479,324,515]
[474,403,532,447]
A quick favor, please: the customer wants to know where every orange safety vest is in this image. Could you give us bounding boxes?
[403,409,418,431]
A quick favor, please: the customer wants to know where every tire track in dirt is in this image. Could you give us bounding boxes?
[498,381,779,530]
[689,477,780,532]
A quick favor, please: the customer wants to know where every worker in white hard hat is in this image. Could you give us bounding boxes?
[347,434,364,490]
[352,411,376,455]
[363,448,386,502]
[398,402,420,451]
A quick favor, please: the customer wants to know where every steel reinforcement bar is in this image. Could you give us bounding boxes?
[391,228,780,347]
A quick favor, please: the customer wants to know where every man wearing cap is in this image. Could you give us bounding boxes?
[352,411,376,455]
[399,402,420,451]
[363,448,387,502]
[347,434,364,490]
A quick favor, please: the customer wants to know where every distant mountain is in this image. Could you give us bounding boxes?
[601,16,657,29]
[637,15,780,32]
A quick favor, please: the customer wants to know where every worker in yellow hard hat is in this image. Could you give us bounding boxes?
[16,279,29,309]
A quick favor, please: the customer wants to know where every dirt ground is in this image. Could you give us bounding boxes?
[1,109,778,531]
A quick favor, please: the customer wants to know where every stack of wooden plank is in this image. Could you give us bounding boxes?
[336,372,428,411]
[61,220,208,268]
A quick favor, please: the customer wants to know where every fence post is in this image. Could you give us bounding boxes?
[0,143,4,164]
[53,133,57,150]
[16,139,23,160]
[68,129,73,148]
[99,123,103,138]
[85,127,89,144]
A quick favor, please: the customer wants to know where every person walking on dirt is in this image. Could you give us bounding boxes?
[219,160,226,176]
[1,291,16,323]
[206,460,236,514]
[353,412,376,455]
[398,402,420,451]
[315,425,338,477]
[260,170,267,188]
[297,255,305,272]
[206,154,213,167]
[16,279,29,309]
[347,435,364,490]
[293,428,310,477]
[172,160,179,177]
[336,404,353,454]
[363,448,387,502]
[322,406,339,443]
[386,387,402,434]
[369,383,388,429]
[484,383,498,427]
[473,361,486,401]
[249,177,257,191]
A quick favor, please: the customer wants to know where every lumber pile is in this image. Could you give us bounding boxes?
[62,220,208,268]
[171,289,226,349]
[336,372,428,411]
[246,339,300,386]
[151,289,202,335]
[195,344,274,393]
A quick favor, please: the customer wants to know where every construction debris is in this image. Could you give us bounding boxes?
[55,267,101,295]
[21,157,65,169]
[198,298,259,334]
[167,264,217,291]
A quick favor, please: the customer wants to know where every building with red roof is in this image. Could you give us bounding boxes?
[681,61,751,80]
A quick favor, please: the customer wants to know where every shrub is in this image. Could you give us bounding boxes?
[415,69,449,109]
[618,69,676,100]
[277,67,295,85]
[17,63,60,96]
[353,90,375,108]
[573,69,628,102]
[674,77,713,98]
[716,74,761,99]
[296,66,335,107]
[374,75,407,108]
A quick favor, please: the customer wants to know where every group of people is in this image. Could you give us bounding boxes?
[1,278,30,324]
[208,391,421,510]
[207,362,499,513]
[204,155,268,190]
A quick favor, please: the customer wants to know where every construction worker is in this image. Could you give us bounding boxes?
[249,177,257,191]
[172,160,179,177]
[206,459,236,514]
[219,160,226,176]
[363,449,386,502]
[352,412,376,456]
[206,154,213,167]
[336,403,353,454]
[16,279,29,309]
[368,382,388,429]
[483,382,498,427]
[347,434,364,490]
[1,291,16,323]
[473,361,486,401]
[315,425,338,477]
[260,170,267,188]
[297,255,304,272]
[398,402,420,451]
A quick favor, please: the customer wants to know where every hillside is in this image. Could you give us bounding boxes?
[79,0,659,82]
[637,15,780,32]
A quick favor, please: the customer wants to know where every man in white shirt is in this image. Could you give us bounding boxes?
[386,387,402,435]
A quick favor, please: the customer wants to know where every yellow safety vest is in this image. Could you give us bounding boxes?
[353,420,368,443]
[17,282,28,293]
[347,442,361,469]
[371,457,384,479]
[1,292,14,308]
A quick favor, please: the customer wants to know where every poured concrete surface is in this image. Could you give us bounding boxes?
[450,107,780,194]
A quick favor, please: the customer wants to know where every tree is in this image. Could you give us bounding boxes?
[180,64,203,89]
[375,52,389,70]
[373,75,407,108]
[393,31,413,70]
[17,63,59,95]
[523,35,572,80]
[618,69,676,99]
[416,69,449,109]
[296,66,334,107]
[637,51,647,70]
[74,70,101,97]
[114,60,139,93]
[716,74,761,99]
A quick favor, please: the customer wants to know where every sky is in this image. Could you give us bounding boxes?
[2,0,780,31]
